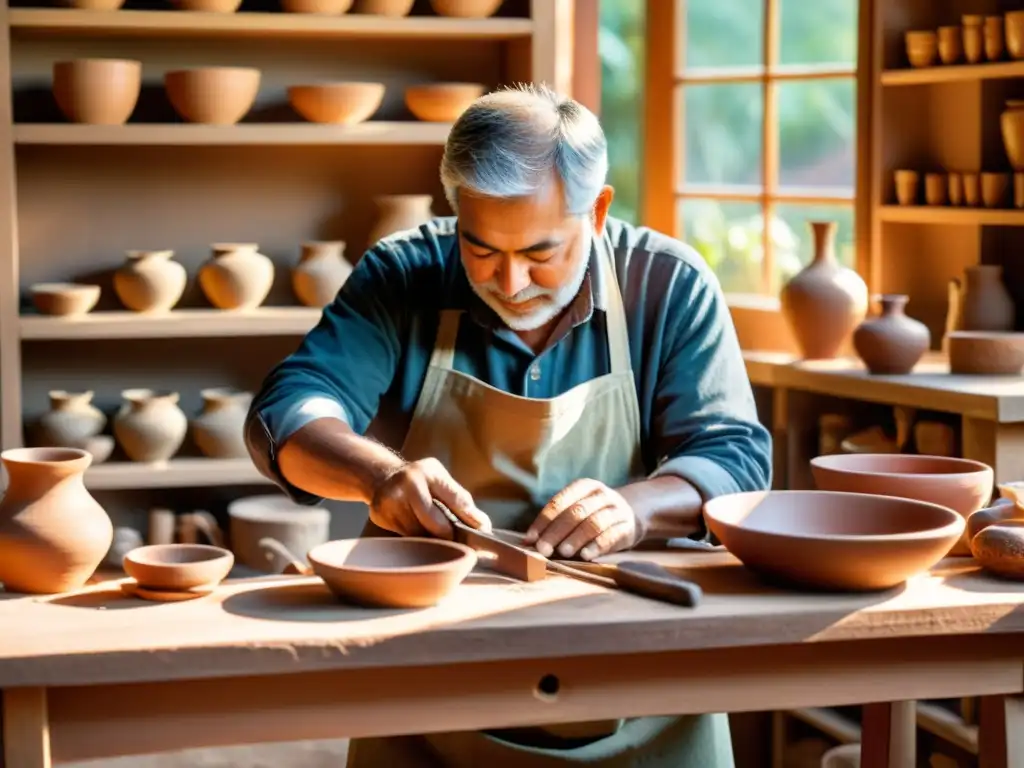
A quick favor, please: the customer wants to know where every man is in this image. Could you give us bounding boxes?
[245,84,771,767]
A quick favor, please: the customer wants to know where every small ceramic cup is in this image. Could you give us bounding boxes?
[1015,172,1024,209]
[1007,11,1024,60]
[981,172,1009,208]
[948,172,964,206]
[937,26,963,64]
[962,16,984,63]
[894,169,919,205]
[925,172,947,205]
[985,16,1005,60]
[905,30,938,67]
[962,172,981,206]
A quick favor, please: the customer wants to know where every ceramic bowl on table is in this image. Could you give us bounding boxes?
[122,543,234,591]
[703,490,965,591]
[307,538,477,608]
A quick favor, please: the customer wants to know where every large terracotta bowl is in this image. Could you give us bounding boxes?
[123,544,234,591]
[810,453,993,555]
[405,83,485,122]
[53,59,141,125]
[307,538,477,608]
[703,490,965,591]
[288,82,385,124]
[164,67,261,125]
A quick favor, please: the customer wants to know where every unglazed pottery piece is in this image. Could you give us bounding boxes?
[0,447,113,594]
[948,331,1024,375]
[113,389,188,462]
[60,0,125,8]
[228,493,330,572]
[164,67,261,125]
[198,243,275,310]
[1007,11,1024,59]
[288,82,384,123]
[113,250,187,313]
[281,0,353,12]
[962,172,981,206]
[905,30,938,67]
[810,453,993,556]
[962,16,983,63]
[937,26,963,64]
[924,173,947,206]
[30,282,100,316]
[853,294,930,374]
[367,194,434,245]
[893,170,918,205]
[959,264,1015,332]
[122,543,233,591]
[170,0,242,10]
[429,0,502,17]
[307,538,477,608]
[779,220,868,360]
[981,172,1010,207]
[703,490,964,591]
[948,172,964,206]
[1002,101,1024,171]
[191,387,253,459]
[292,240,353,307]
[985,16,1005,61]
[405,82,486,122]
[353,0,413,15]
[53,59,141,125]
[37,389,105,449]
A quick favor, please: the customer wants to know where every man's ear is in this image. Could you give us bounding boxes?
[592,185,615,230]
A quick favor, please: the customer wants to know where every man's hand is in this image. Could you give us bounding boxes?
[370,458,492,539]
[522,478,643,561]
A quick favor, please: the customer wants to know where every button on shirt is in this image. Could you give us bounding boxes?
[245,216,772,509]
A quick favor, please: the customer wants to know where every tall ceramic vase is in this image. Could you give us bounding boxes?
[780,221,869,359]
[198,243,275,310]
[367,194,434,245]
[959,264,1015,331]
[191,387,253,459]
[291,241,353,307]
[0,447,113,593]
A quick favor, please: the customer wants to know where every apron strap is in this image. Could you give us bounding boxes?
[428,310,462,371]
[596,231,633,376]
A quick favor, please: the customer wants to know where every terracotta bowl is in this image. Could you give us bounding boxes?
[123,544,234,591]
[948,331,1024,375]
[164,67,261,125]
[307,538,477,608]
[288,82,385,124]
[170,0,243,10]
[353,0,414,15]
[281,0,352,12]
[703,490,965,591]
[429,0,503,17]
[59,0,126,8]
[405,83,486,122]
[53,59,142,125]
[30,282,101,316]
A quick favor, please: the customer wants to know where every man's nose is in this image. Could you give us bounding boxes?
[497,256,531,297]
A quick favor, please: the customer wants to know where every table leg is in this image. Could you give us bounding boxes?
[961,418,1024,485]
[979,695,1024,767]
[861,701,915,768]
[2,688,51,768]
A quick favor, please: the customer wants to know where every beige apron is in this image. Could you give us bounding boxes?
[347,234,735,768]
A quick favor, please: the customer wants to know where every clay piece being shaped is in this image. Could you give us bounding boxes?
[52,59,141,125]
[0,447,113,594]
[191,387,253,459]
[779,220,869,360]
[30,282,100,316]
[228,493,330,572]
[35,389,114,464]
[404,82,485,122]
[164,67,260,125]
[429,0,502,18]
[853,294,930,375]
[113,250,188,313]
[958,264,1015,332]
[113,388,188,462]
[198,243,275,310]
[287,83,384,123]
[291,241,353,307]
[367,194,434,246]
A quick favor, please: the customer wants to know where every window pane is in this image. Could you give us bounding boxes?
[772,203,855,295]
[684,0,763,69]
[679,199,765,294]
[780,0,858,66]
[682,83,763,188]
[778,78,856,192]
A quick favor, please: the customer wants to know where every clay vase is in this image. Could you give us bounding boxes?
[113,389,188,462]
[780,221,869,359]
[113,250,188,313]
[35,389,114,464]
[0,447,113,594]
[198,243,275,310]
[959,265,1015,332]
[191,387,253,459]
[291,241,353,308]
[367,194,434,246]
[852,295,931,375]
[1001,100,1024,171]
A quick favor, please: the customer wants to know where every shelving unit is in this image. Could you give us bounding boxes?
[85,457,269,490]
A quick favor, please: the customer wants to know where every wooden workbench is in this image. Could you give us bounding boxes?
[3,550,1024,767]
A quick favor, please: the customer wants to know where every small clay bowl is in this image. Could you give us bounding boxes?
[307,538,477,608]
[948,331,1024,375]
[405,82,485,122]
[288,82,385,124]
[53,59,142,125]
[164,67,261,125]
[905,30,938,68]
[30,282,101,316]
[429,0,503,17]
[353,0,414,15]
[703,490,965,591]
[123,544,234,591]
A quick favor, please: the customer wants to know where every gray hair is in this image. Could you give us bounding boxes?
[439,83,609,217]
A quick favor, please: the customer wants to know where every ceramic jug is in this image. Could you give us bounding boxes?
[198,243,275,310]
[0,447,113,593]
[291,241,353,307]
[191,387,253,459]
[113,250,188,312]
[367,194,434,246]
[853,294,931,375]
[113,388,188,462]
[959,265,1015,332]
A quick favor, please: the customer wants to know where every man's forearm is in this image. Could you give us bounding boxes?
[617,475,705,542]
[276,417,405,504]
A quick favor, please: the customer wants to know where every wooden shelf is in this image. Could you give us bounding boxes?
[878,206,1024,226]
[85,458,271,490]
[13,122,452,146]
[20,307,322,340]
[881,60,1024,86]
[8,8,534,41]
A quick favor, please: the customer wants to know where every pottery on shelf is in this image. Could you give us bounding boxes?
[291,240,353,307]
[1007,11,1024,60]
[30,282,100,316]
[60,0,125,8]
[170,0,242,10]
[429,0,503,18]
[113,250,188,313]
[893,170,918,205]
[962,16,983,64]
[103,526,145,569]
[1001,101,1024,171]
[959,264,1015,332]
[405,82,485,122]
[904,30,938,68]
[367,194,434,245]
[943,277,962,354]
[924,173,946,206]
[227,493,331,572]
[353,0,414,15]
[281,0,353,12]
[937,26,962,64]
[288,82,384,124]
[985,16,1005,61]
[52,59,141,125]
[852,294,930,375]
[948,331,1024,375]
[779,220,869,360]
[165,67,261,125]
[35,389,113,464]
[191,387,253,459]
[0,447,113,594]
[113,389,188,462]
[198,242,275,310]
[981,172,1010,207]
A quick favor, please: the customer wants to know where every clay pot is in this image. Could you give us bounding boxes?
[288,82,384,124]
[198,243,275,310]
[948,172,964,206]
[893,170,918,205]
[291,241,353,307]
[981,172,1010,207]
[123,543,234,590]
[853,295,930,375]
[0,447,113,594]
[948,331,1024,375]
[905,30,938,68]
[191,387,252,459]
[1007,11,1024,59]
[165,67,261,125]
[114,389,188,462]
[227,493,331,572]
[924,173,947,205]
[429,0,502,17]
[36,390,112,464]
[404,83,485,122]
[170,0,241,10]
[937,26,963,64]
[367,194,434,245]
[353,0,413,15]
[1001,101,1024,171]
[962,16,984,63]
[30,282,100,316]
[959,264,1015,332]
[985,16,1005,61]
[281,0,351,12]
[963,172,981,206]
[60,0,125,8]
[52,59,141,125]
[779,220,869,360]
[113,250,187,313]
[703,489,965,591]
